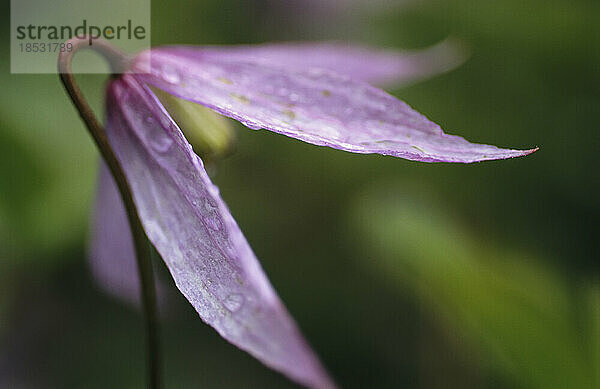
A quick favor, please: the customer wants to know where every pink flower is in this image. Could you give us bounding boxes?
[65,39,536,388]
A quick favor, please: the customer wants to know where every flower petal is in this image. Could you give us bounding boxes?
[104,75,335,389]
[132,48,537,163]
[185,40,466,86]
[89,162,140,306]
[89,162,168,308]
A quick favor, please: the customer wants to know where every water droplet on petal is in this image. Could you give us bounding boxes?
[241,121,261,130]
[150,133,173,153]
[162,65,181,84]
[224,293,244,312]
[205,217,222,231]
[411,145,426,153]
[282,110,296,120]
[229,93,251,105]
[207,184,220,197]
[217,76,233,85]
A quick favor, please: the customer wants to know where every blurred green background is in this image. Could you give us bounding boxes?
[1,0,598,387]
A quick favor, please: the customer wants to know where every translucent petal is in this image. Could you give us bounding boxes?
[132,48,536,163]
[188,40,467,86]
[104,75,334,389]
[89,162,140,306]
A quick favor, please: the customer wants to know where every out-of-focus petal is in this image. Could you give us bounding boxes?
[132,49,537,163]
[89,162,167,308]
[191,39,467,86]
[104,75,334,389]
[88,162,140,306]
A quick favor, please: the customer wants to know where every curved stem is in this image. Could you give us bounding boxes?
[58,38,161,389]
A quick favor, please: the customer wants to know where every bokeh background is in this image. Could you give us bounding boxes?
[1,0,598,387]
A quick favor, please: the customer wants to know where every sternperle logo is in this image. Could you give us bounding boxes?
[15,19,147,46]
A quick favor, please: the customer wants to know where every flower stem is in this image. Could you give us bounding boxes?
[58,38,161,389]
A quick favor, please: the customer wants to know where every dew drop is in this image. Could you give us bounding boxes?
[207,184,220,197]
[282,109,296,120]
[229,93,251,105]
[217,76,233,85]
[205,217,221,231]
[241,121,261,130]
[411,145,426,153]
[223,293,244,312]
[162,65,181,84]
[150,133,173,153]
